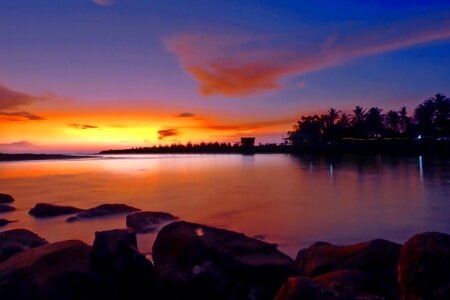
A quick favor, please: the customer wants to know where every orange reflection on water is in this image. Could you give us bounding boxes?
[0,154,449,257]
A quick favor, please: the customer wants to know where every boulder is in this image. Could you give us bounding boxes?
[0,205,15,213]
[274,276,385,300]
[295,239,401,279]
[398,232,450,300]
[90,229,159,298]
[0,240,96,299]
[0,229,48,263]
[66,203,140,222]
[126,211,177,233]
[274,276,343,300]
[0,219,16,227]
[0,193,14,204]
[153,221,298,300]
[29,203,84,218]
[315,269,396,299]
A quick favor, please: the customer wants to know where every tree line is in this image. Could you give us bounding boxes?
[287,93,450,143]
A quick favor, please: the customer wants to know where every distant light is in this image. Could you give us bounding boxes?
[417,135,422,140]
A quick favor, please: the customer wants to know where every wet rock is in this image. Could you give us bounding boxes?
[153,221,298,300]
[91,229,159,298]
[295,239,401,279]
[29,203,84,218]
[0,240,95,299]
[66,203,140,222]
[126,211,177,233]
[0,205,15,213]
[398,232,450,300]
[0,219,16,227]
[0,193,14,204]
[0,229,48,263]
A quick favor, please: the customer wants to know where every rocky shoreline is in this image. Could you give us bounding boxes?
[0,194,449,299]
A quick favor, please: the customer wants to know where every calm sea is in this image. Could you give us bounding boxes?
[0,154,449,257]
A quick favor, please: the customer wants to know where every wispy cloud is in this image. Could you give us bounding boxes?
[92,0,113,6]
[157,128,179,140]
[68,124,99,130]
[0,141,34,148]
[0,84,46,110]
[167,16,450,96]
[202,118,295,131]
[176,112,195,118]
[0,111,45,121]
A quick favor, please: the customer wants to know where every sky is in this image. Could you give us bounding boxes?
[1,0,449,153]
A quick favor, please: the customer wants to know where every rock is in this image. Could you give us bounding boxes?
[274,276,344,300]
[0,205,15,213]
[315,270,395,299]
[0,229,48,263]
[295,239,401,278]
[126,211,177,233]
[0,219,16,227]
[398,232,450,300]
[91,229,159,298]
[29,203,84,218]
[0,193,14,204]
[275,275,387,300]
[0,240,96,299]
[66,203,140,222]
[153,221,298,300]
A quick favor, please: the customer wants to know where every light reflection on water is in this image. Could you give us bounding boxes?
[0,154,449,257]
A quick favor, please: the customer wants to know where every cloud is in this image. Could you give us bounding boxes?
[157,128,179,140]
[176,112,195,118]
[93,0,113,6]
[167,16,450,96]
[0,111,45,121]
[202,118,295,131]
[0,84,46,110]
[0,141,34,148]
[68,124,98,130]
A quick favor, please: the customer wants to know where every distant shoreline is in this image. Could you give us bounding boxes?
[99,138,450,155]
[0,153,93,162]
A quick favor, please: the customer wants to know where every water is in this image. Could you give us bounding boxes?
[0,154,449,257]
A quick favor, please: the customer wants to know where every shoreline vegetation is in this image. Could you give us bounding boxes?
[0,194,449,299]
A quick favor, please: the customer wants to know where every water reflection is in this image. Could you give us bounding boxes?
[0,154,449,257]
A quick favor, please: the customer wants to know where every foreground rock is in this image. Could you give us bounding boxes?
[295,239,401,299]
[0,193,14,204]
[0,229,160,299]
[295,239,401,277]
[0,205,15,213]
[274,275,385,300]
[0,219,16,227]
[126,211,177,233]
[91,229,159,298]
[29,203,84,218]
[0,240,94,299]
[153,221,298,300]
[398,232,450,300]
[0,229,48,263]
[66,203,140,222]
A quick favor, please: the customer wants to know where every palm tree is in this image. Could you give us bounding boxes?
[351,106,366,125]
[385,110,400,134]
[366,107,383,137]
[327,108,341,125]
